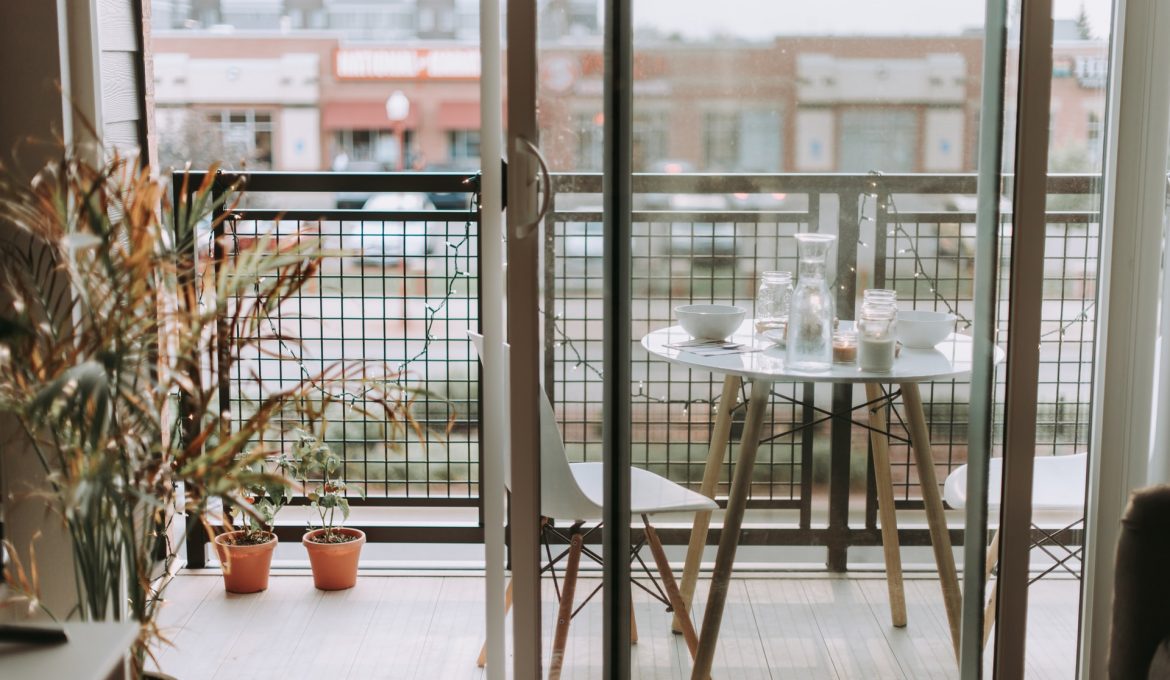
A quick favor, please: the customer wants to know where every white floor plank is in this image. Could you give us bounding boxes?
[157,575,265,680]
[744,578,839,679]
[149,573,219,672]
[345,577,446,680]
[282,576,385,678]
[416,577,489,680]
[800,578,906,680]
[209,576,323,680]
[856,578,957,680]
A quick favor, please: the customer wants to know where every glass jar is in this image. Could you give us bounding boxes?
[858,291,898,372]
[755,270,793,336]
[786,233,837,372]
[863,289,897,304]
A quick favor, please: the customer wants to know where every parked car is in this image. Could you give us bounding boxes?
[334,160,388,209]
[343,192,440,267]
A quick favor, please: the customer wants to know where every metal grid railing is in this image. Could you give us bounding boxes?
[546,173,1099,519]
[178,170,1101,554]
[179,171,482,510]
[874,183,1098,505]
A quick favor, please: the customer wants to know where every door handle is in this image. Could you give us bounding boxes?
[513,136,552,239]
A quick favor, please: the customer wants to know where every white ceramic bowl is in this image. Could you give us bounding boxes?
[897,310,956,349]
[675,304,746,341]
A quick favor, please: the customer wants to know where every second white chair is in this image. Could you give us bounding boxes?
[943,451,1087,644]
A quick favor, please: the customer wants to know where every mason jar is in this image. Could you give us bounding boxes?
[858,294,898,372]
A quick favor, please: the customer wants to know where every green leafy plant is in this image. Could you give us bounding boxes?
[288,429,364,543]
[227,454,294,545]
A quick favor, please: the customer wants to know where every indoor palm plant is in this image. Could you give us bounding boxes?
[0,148,416,674]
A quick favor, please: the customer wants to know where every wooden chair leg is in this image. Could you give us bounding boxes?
[643,514,700,660]
[630,593,639,645]
[549,532,584,680]
[477,578,514,667]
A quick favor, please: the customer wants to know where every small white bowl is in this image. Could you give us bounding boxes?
[897,310,956,349]
[675,304,746,341]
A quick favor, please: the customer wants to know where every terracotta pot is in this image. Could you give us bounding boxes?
[213,530,277,594]
[303,528,366,590]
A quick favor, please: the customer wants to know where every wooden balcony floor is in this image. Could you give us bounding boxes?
[151,571,1077,679]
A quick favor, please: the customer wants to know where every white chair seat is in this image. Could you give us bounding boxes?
[567,462,719,519]
[943,452,1087,513]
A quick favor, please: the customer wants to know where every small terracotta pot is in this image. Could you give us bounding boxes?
[303,528,366,590]
[213,530,277,594]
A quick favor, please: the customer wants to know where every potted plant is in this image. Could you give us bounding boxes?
[213,456,293,593]
[290,430,367,590]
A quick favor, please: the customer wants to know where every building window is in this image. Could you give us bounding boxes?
[838,108,919,173]
[206,109,274,168]
[1086,112,1101,146]
[331,129,413,169]
[703,112,739,172]
[633,112,669,171]
[574,112,604,171]
[447,130,481,162]
[325,1,415,40]
[702,110,782,172]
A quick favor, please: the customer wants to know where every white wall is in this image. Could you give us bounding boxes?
[923,108,965,172]
[154,52,319,105]
[795,109,834,171]
[797,53,967,104]
[279,107,322,170]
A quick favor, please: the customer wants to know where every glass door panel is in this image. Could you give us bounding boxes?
[529,1,1116,677]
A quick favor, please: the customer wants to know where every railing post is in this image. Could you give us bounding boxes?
[177,172,207,569]
[826,187,861,572]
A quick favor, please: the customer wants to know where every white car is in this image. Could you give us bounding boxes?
[344,192,440,266]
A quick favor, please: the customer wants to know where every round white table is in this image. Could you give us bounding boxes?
[642,321,1000,678]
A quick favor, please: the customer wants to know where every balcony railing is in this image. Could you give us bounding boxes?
[176,170,1100,566]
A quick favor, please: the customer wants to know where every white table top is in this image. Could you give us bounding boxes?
[642,321,1003,384]
[0,621,137,680]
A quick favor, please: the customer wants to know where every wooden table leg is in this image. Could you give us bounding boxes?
[901,382,962,659]
[865,382,907,628]
[674,375,741,634]
[691,378,771,680]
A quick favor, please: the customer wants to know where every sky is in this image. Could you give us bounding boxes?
[632,0,1113,40]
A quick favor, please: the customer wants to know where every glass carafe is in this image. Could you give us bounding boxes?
[786,233,837,372]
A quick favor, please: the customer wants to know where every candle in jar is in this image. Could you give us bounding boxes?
[832,333,857,364]
[858,336,896,372]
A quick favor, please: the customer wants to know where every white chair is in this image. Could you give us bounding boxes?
[943,452,1087,644]
[468,332,716,673]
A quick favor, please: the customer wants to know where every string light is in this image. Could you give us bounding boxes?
[237,190,480,411]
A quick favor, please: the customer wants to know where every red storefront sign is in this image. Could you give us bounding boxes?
[334,47,481,81]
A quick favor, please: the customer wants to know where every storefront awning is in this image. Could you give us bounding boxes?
[322,101,421,131]
[436,101,480,130]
